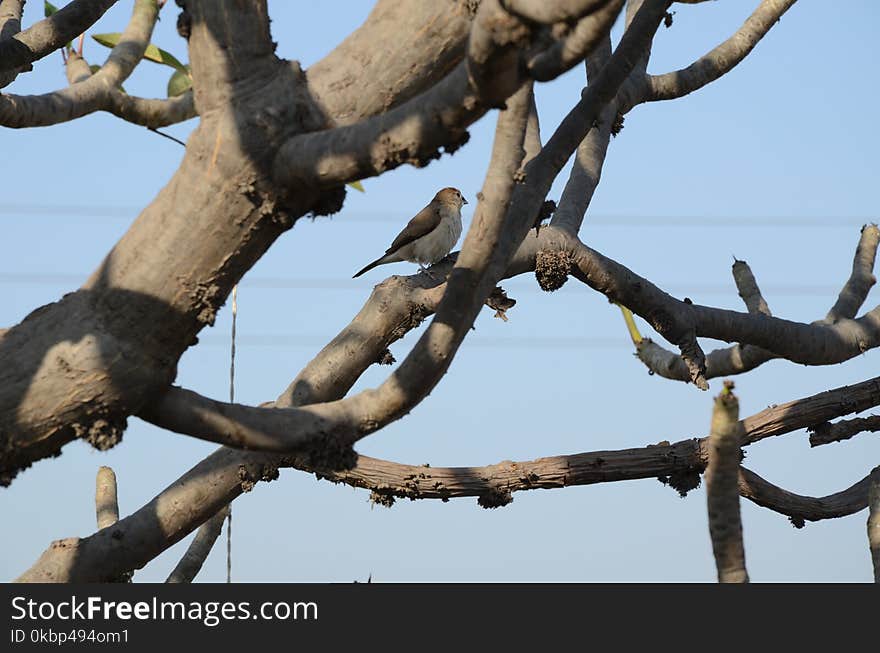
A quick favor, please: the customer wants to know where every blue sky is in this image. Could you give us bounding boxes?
[2,1,879,582]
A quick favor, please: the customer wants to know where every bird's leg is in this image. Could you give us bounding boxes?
[419,264,438,281]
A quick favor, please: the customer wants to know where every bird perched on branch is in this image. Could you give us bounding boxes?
[353,187,467,279]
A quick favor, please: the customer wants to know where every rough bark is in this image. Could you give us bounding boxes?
[166,505,229,584]
[6,0,877,586]
[0,0,119,79]
[705,384,749,583]
[0,0,322,485]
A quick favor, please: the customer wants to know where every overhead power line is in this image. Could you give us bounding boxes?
[0,203,873,227]
[195,334,634,350]
[0,272,855,297]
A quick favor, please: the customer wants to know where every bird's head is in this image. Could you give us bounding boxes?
[435,187,468,210]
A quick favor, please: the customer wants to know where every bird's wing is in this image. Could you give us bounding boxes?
[385,203,442,255]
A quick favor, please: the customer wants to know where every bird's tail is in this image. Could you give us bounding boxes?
[352,254,393,278]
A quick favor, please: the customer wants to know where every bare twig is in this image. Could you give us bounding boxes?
[619,226,880,384]
[95,466,119,529]
[0,0,119,77]
[166,505,229,583]
[809,415,880,447]
[549,37,615,234]
[827,224,880,323]
[738,467,871,525]
[732,259,771,316]
[646,0,798,102]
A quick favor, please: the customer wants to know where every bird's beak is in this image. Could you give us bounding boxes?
[462,197,468,205]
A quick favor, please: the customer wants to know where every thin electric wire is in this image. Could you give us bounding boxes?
[227,284,237,584]
[0,272,851,297]
[0,203,873,227]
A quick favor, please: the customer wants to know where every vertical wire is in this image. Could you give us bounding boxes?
[227,284,238,583]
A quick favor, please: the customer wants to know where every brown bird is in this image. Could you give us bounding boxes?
[353,187,467,278]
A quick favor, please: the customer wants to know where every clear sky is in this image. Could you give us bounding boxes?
[2,1,879,582]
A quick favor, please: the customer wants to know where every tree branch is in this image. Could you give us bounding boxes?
[869,467,880,582]
[0,0,24,87]
[503,0,611,24]
[738,467,871,525]
[146,3,672,455]
[706,383,749,583]
[0,0,119,77]
[827,223,880,323]
[564,225,880,386]
[305,0,473,126]
[144,81,535,454]
[526,0,623,82]
[808,415,880,448]
[95,465,119,529]
[0,0,22,41]
[166,505,229,583]
[646,0,798,102]
[19,341,880,582]
[0,0,164,128]
[272,0,629,192]
[549,37,614,234]
[733,259,771,316]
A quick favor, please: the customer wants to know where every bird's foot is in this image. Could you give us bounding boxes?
[419,264,438,281]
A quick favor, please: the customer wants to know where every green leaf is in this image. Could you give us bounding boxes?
[347,181,365,193]
[92,33,188,72]
[167,65,192,97]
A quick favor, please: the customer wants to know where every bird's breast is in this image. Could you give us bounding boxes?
[407,210,462,265]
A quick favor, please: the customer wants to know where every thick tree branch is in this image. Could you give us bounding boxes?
[305,0,473,126]
[0,0,319,486]
[273,0,532,191]
[646,0,798,102]
[145,82,535,454]
[526,0,623,82]
[0,0,118,76]
[705,383,749,583]
[166,505,229,583]
[869,467,880,582]
[0,0,22,41]
[503,0,610,24]
[24,373,880,581]
[146,3,671,454]
[154,221,880,454]
[0,0,24,87]
[273,0,630,191]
